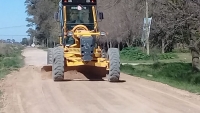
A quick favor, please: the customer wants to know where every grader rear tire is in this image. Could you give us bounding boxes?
[107,48,120,82]
[47,48,53,64]
[52,47,64,81]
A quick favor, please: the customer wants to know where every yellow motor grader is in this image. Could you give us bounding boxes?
[46,0,120,82]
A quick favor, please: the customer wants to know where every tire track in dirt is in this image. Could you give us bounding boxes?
[60,81,119,113]
[119,73,200,109]
[1,47,200,113]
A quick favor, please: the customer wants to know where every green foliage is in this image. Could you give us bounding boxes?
[155,63,200,84]
[0,57,22,69]
[25,0,60,44]
[157,53,178,60]
[0,44,24,78]
[120,47,150,60]
[0,43,24,108]
[21,38,29,45]
[121,62,200,93]
[0,44,24,57]
[120,47,178,61]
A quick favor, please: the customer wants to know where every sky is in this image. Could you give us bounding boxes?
[0,0,31,42]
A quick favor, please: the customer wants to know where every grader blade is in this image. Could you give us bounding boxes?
[41,65,108,80]
[41,65,52,72]
[65,65,108,79]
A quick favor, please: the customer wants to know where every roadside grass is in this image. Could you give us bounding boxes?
[0,56,24,78]
[120,47,191,63]
[121,62,200,94]
[121,53,192,63]
[0,43,24,79]
[0,43,24,108]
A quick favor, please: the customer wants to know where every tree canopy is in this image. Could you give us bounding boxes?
[25,0,200,52]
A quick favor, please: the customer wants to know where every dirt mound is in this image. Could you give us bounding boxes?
[41,65,108,81]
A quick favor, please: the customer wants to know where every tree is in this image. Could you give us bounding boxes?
[24,0,200,69]
[25,0,60,47]
[21,38,29,45]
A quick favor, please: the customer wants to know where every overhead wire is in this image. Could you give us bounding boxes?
[0,25,27,29]
[0,35,28,36]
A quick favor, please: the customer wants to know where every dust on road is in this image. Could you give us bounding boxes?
[1,47,200,113]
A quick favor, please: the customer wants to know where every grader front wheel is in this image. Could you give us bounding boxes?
[107,48,120,82]
[52,47,65,81]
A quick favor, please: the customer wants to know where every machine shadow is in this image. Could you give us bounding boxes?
[63,65,107,81]
[55,79,126,82]
[41,65,126,82]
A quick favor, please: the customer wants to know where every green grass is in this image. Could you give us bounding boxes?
[0,43,24,109]
[0,44,24,80]
[0,56,24,78]
[121,53,192,63]
[120,47,191,63]
[121,62,200,94]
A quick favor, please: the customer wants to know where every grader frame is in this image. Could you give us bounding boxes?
[46,0,120,82]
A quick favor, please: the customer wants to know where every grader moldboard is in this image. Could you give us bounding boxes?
[43,0,120,82]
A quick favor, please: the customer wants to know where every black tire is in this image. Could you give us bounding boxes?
[107,48,120,82]
[47,48,53,64]
[52,47,64,81]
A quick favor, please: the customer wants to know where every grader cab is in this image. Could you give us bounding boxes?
[45,0,120,82]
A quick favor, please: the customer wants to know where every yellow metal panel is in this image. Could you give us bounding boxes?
[60,4,109,70]
[59,36,62,45]
[92,6,97,31]
[63,6,67,39]
[66,60,108,67]
[74,32,100,36]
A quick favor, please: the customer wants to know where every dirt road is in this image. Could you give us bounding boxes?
[1,48,200,113]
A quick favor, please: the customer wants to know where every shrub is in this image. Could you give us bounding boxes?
[120,47,178,61]
[120,47,151,60]
[157,53,178,60]
[0,43,24,78]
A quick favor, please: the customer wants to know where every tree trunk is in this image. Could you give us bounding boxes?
[106,42,109,49]
[126,41,131,47]
[104,42,108,52]
[42,40,45,47]
[47,38,49,47]
[191,49,200,71]
[109,41,112,48]
[162,39,165,54]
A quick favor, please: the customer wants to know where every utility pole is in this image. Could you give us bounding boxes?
[145,0,150,55]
